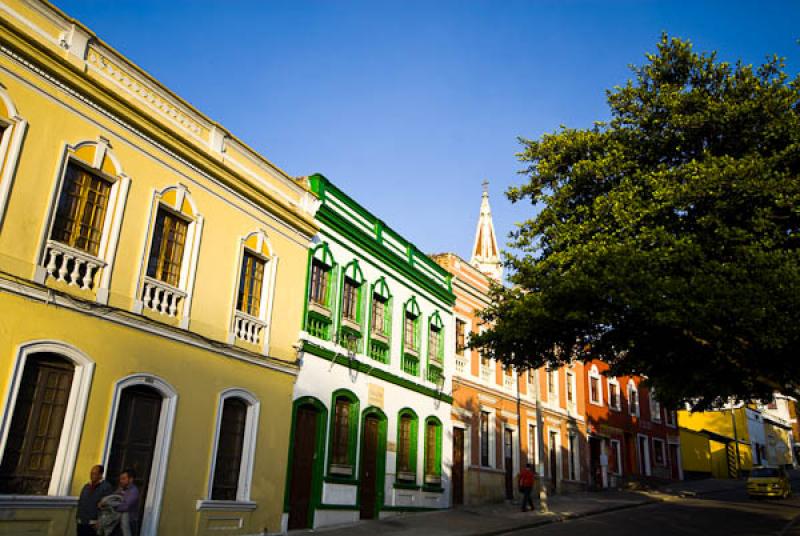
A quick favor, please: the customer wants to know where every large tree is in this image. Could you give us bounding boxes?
[471,35,800,409]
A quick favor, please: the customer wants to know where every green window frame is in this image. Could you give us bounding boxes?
[401,298,421,376]
[426,312,444,383]
[326,389,360,480]
[337,260,365,353]
[395,408,418,485]
[367,278,392,363]
[423,416,443,490]
[304,243,337,341]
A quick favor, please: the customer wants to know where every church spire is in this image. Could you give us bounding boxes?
[470,180,503,281]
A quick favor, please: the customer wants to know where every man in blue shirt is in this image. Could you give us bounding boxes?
[76,465,113,535]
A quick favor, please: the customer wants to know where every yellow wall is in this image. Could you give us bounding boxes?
[679,429,712,474]
[679,408,751,444]
[0,1,319,534]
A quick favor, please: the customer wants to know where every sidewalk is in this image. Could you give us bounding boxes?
[294,491,660,536]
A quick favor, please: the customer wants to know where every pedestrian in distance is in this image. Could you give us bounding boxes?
[77,464,113,535]
[518,463,536,512]
[112,468,140,536]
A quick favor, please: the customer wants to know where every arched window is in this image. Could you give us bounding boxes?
[305,243,336,341]
[36,139,130,302]
[207,389,259,503]
[137,185,203,328]
[0,83,28,228]
[396,409,418,483]
[423,417,442,487]
[0,342,94,497]
[588,365,603,406]
[327,390,359,478]
[367,278,392,363]
[607,377,621,411]
[230,231,276,350]
[649,388,662,422]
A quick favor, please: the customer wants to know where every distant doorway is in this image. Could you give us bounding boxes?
[549,430,559,493]
[452,427,464,505]
[288,404,320,530]
[504,429,514,500]
[359,411,386,519]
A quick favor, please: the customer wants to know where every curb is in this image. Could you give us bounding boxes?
[474,498,662,536]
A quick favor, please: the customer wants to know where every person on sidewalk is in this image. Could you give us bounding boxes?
[518,463,536,512]
[77,464,113,535]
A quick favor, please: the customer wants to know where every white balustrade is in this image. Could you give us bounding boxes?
[141,276,186,317]
[232,310,266,345]
[481,365,492,383]
[455,357,466,375]
[43,240,106,291]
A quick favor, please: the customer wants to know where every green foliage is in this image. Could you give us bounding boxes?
[471,35,800,409]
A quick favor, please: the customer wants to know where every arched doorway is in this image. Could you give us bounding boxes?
[102,375,177,536]
[286,398,327,530]
[359,407,387,520]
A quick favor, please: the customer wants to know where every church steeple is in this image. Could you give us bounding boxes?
[470,180,503,281]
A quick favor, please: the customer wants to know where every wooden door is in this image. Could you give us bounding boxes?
[452,427,464,505]
[359,415,379,519]
[288,405,318,530]
[669,443,680,480]
[638,436,649,476]
[504,429,513,500]
[107,385,162,530]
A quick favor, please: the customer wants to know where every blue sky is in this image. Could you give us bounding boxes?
[54,0,799,261]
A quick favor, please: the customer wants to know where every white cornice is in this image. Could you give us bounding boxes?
[0,275,299,376]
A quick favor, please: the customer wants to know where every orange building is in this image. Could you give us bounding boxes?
[432,185,588,506]
[583,359,682,488]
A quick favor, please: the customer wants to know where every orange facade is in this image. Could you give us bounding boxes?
[433,253,588,505]
[583,359,682,487]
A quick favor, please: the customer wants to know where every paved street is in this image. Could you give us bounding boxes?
[505,487,800,536]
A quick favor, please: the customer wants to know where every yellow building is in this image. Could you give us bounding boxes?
[0,1,318,535]
[679,408,754,479]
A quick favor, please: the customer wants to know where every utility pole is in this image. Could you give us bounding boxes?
[532,368,549,512]
[731,407,741,478]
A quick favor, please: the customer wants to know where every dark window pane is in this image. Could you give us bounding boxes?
[211,398,248,500]
[51,163,111,256]
[331,397,350,466]
[0,354,74,495]
[237,252,265,316]
[146,208,188,287]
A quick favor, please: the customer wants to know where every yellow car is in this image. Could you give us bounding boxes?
[747,466,792,499]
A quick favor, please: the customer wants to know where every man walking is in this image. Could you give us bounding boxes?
[77,465,113,535]
[113,468,140,536]
[518,463,536,512]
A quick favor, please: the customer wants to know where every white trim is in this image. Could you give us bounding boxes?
[609,438,623,476]
[503,423,520,479]
[547,428,562,487]
[0,340,95,496]
[452,421,470,475]
[33,139,129,300]
[588,365,603,407]
[0,83,27,229]
[0,495,78,508]
[627,380,640,417]
[0,275,298,376]
[101,374,178,536]
[546,367,559,406]
[636,433,651,476]
[205,388,260,502]
[649,389,662,423]
[195,499,257,511]
[607,377,622,412]
[567,430,580,481]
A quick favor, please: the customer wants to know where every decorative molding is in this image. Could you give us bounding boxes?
[0,275,299,377]
[0,495,78,508]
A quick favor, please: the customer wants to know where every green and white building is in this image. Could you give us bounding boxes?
[283,174,455,530]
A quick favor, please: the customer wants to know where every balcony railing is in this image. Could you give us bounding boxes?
[141,276,186,317]
[233,310,266,345]
[43,240,106,291]
[480,365,492,383]
[455,357,466,375]
[401,353,419,376]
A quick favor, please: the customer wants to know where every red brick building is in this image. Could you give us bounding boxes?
[583,360,682,488]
